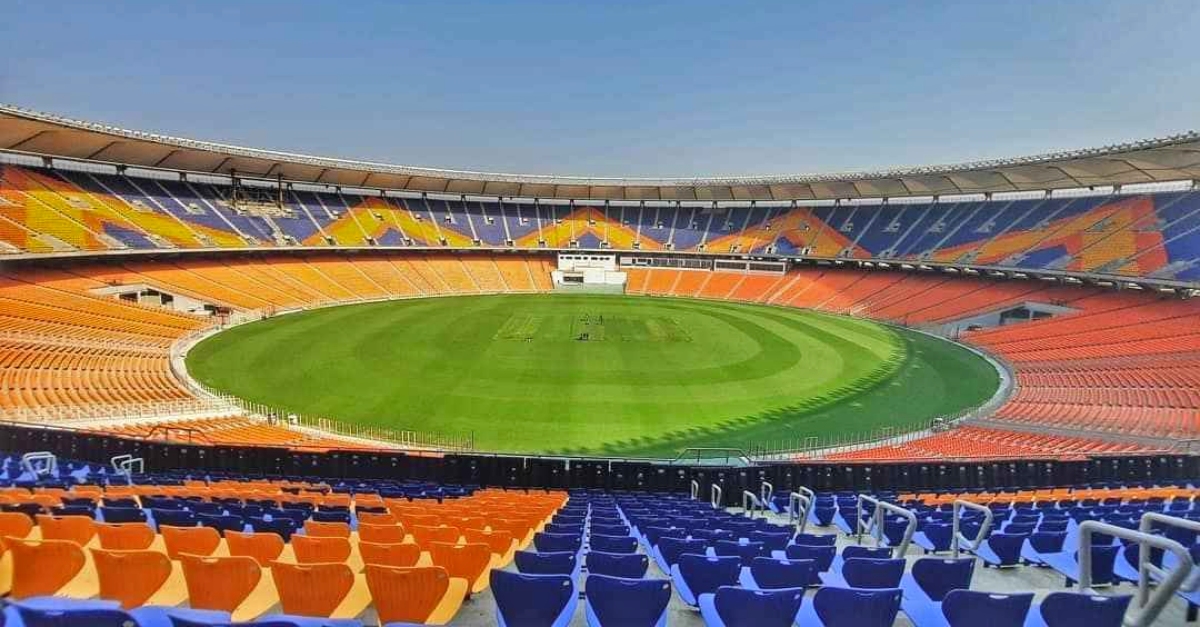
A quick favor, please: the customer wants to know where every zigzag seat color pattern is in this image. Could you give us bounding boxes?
[3,163,1200,282]
[1,246,1198,458]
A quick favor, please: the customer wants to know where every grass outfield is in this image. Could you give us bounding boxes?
[187,294,999,456]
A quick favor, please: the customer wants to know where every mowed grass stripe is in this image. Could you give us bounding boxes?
[187,294,998,456]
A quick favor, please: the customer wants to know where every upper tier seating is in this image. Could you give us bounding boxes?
[4,164,1200,281]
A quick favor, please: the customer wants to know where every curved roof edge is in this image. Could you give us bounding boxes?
[3,103,1200,201]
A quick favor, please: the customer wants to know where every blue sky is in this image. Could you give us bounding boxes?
[3,1,1198,177]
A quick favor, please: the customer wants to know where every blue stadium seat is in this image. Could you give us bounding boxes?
[514,550,578,576]
[534,532,582,554]
[586,551,649,579]
[912,523,953,554]
[491,570,577,627]
[795,586,903,627]
[713,540,765,567]
[670,554,742,607]
[584,575,670,627]
[792,533,837,546]
[99,507,147,524]
[589,524,630,537]
[830,545,893,574]
[782,544,835,585]
[974,532,1029,568]
[738,556,813,590]
[1021,531,1067,566]
[899,557,975,613]
[1024,592,1132,627]
[1043,545,1120,587]
[698,585,805,627]
[653,537,707,573]
[821,558,906,589]
[588,534,637,554]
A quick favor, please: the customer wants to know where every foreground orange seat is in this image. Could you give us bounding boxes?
[8,538,95,599]
[226,531,284,566]
[359,522,407,544]
[365,565,467,625]
[96,523,156,550]
[270,561,371,620]
[410,525,461,549]
[92,548,187,609]
[304,520,351,538]
[292,534,351,564]
[462,528,516,567]
[0,512,35,540]
[429,541,493,594]
[179,554,278,621]
[36,514,96,547]
[359,541,422,568]
[163,525,222,559]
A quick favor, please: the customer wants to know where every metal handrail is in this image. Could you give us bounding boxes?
[20,451,56,478]
[1077,520,1192,627]
[855,494,917,557]
[110,454,133,473]
[742,490,762,518]
[950,499,995,557]
[690,480,700,501]
[760,481,774,508]
[711,484,723,509]
[1138,512,1200,595]
[789,488,814,534]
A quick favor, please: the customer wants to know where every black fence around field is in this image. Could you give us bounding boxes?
[2,423,1196,505]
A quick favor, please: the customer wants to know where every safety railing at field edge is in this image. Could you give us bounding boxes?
[1077,519,1191,627]
[788,486,815,534]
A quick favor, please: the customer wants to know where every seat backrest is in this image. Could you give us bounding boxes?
[658,537,707,568]
[411,524,462,548]
[677,554,742,596]
[586,551,649,579]
[1037,592,1132,627]
[590,533,638,554]
[8,538,87,599]
[590,524,630,537]
[842,557,907,589]
[813,586,903,627]
[94,523,154,551]
[911,557,974,602]
[356,511,398,525]
[784,543,836,572]
[1028,531,1067,554]
[303,520,351,538]
[225,530,285,566]
[1086,544,1120,584]
[842,545,892,560]
[12,605,139,627]
[942,590,1033,627]
[0,511,34,538]
[271,561,354,618]
[793,533,837,546]
[358,522,408,544]
[987,533,1029,565]
[491,569,575,626]
[162,525,221,560]
[715,585,804,627]
[292,534,352,564]
[714,540,766,565]
[922,524,953,550]
[92,548,172,609]
[585,574,670,626]
[359,540,421,568]
[430,541,492,584]
[35,514,96,546]
[99,507,146,524]
[179,554,263,612]
[748,557,813,590]
[365,564,452,625]
[750,531,791,551]
[533,531,582,553]
[514,549,576,575]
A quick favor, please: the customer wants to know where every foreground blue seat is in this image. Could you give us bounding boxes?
[584,575,670,627]
[941,590,1032,627]
[974,532,1029,568]
[589,534,637,554]
[515,549,578,576]
[1020,531,1067,566]
[699,586,805,627]
[586,551,649,579]
[654,537,707,573]
[1024,592,1132,627]
[492,570,577,627]
[1043,545,1119,587]
[795,586,903,627]
[900,557,974,613]
[671,554,741,607]
[820,557,905,589]
[738,556,813,590]
[830,545,893,573]
[913,523,953,554]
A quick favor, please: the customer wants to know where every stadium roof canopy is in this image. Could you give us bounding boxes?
[2,103,1200,202]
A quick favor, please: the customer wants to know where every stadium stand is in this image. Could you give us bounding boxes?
[3,163,1200,281]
